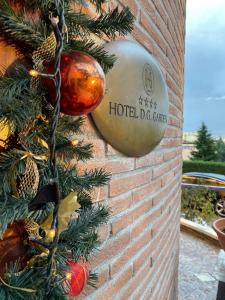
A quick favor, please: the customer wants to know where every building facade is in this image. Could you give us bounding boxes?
[77,1,186,299]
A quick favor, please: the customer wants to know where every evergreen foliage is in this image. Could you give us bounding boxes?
[181,186,216,224]
[183,160,225,176]
[215,138,225,162]
[191,122,216,161]
[0,0,134,299]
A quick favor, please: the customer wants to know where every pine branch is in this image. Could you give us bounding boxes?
[77,191,92,208]
[0,265,36,300]
[87,272,98,288]
[0,9,45,54]
[0,261,52,300]
[59,205,109,260]
[56,141,93,161]
[65,40,116,73]
[0,151,22,173]
[0,92,42,131]
[22,0,52,10]
[0,0,16,16]
[30,203,54,224]
[0,65,30,97]
[89,0,106,12]
[0,197,29,238]
[73,142,93,161]
[57,116,85,135]
[0,151,24,195]
[59,167,110,196]
[75,169,110,190]
[0,69,43,130]
[66,7,134,39]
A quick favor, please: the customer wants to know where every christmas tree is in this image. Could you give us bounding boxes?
[0,1,134,299]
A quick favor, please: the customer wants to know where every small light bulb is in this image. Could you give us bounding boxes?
[71,140,79,146]
[91,79,96,85]
[29,69,39,77]
[48,229,56,239]
[66,272,72,280]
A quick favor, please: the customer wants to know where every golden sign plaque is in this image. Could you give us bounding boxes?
[91,41,169,157]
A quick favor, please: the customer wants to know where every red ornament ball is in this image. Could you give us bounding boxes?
[67,261,88,297]
[43,51,106,116]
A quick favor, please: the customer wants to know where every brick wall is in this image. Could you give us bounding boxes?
[78,1,186,299]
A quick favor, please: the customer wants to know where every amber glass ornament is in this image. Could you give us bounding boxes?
[66,261,88,297]
[0,221,28,278]
[43,51,106,116]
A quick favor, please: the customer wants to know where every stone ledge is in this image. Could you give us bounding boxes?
[180,217,220,247]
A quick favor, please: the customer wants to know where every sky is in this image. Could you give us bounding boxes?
[184,0,225,137]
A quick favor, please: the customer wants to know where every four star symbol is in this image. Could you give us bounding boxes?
[138,96,158,110]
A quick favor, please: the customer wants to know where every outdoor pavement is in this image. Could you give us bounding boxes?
[179,231,220,300]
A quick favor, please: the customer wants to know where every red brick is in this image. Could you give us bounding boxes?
[132,179,161,203]
[133,25,155,54]
[163,149,178,162]
[131,207,160,239]
[109,193,132,216]
[152,163,170,179]
[167,117,181,128]
[136,151,163,168]
[107,158,135,174]
[110,229,152,276]
[85,266,109,295]
[111,212,133,234]
[153,0,168,25]
[119,0,139,16]
[110,170,152,197]
[134,278,152,299]
[169,103,183,119]
[131,199,153,221]
[168,90,183,111]
[133,247,152,274]
[139,0,156,23]
[78,157,135,175]
[80,116,98,136]
[106,143,124,157]
[166,73,181,98]
[98,224,110,242]
[92,231,130,268]
[161,171,177,188]
[120,264,151,300]
[90,186,108,202]
[160,137,182,148]
[153,177,179,206]
[140,11,167,54]
[164,127,182,138]
[92,266,133,300]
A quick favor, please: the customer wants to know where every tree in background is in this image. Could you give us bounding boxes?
[181,186,216,224]
[0,0,134,299]
[215,138,225,162]
[191,122,216,161]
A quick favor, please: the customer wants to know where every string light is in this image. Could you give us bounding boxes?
[65,272,72,280]
[71,139,79,146]
[29,69,39,77]
[55,139,79,151]
[29,69,55,79]
[48,229,56,239]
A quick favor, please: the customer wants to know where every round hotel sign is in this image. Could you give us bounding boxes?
[91,41,169,157]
